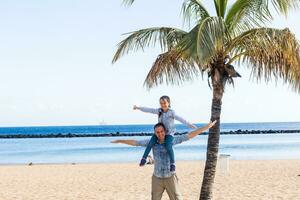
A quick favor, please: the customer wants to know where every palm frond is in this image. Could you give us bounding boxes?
[144,16,232,89]
[181,0,210,27]
[112,27,187,63]
[225,0,300,34]
[122,0,135,6]
[271,0,299,15]
[228,28,300,92]
[175,24,201,63]
[225,0,271,34]
[196,17,231,67]
[214,0,228,18]
[144,49,201,88]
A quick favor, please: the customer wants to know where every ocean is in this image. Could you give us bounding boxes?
[0,122,300,164]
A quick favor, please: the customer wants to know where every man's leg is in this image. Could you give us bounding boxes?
[151,175,165,200]
[164,174,183,200]
[152,175,165,200]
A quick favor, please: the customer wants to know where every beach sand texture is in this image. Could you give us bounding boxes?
[0,160,299,200]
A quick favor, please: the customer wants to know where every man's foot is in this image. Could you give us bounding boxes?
[170,164,176,172]
[139,158,147,166]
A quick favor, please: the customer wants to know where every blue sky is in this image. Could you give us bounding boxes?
[0,0,299,126]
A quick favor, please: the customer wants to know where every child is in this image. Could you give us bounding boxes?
[133,95,197,172]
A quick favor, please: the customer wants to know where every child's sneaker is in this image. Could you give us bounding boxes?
[170,164,176,172]
[139,158,147,166]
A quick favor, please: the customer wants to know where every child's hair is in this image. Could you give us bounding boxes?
[154,122,166,131]
[158,95,171,118]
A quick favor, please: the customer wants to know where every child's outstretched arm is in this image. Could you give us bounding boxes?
[133,105,159,114]
[174,112,198,129]
[111,139,150,147]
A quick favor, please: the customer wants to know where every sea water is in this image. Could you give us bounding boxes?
[0,122,299,164]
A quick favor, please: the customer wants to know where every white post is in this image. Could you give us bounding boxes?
[219,154,230,175]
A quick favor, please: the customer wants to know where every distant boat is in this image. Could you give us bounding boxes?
[99,120,107,125]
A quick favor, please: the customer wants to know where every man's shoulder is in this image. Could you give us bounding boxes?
[135,139,150,147]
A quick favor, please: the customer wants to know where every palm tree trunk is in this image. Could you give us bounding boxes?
[200,63,225,200]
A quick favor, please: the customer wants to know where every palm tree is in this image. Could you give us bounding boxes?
[113,0,300,199]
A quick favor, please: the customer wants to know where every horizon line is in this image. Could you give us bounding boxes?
[0,121,300,128]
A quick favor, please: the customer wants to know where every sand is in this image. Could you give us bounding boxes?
[0,160,299,200]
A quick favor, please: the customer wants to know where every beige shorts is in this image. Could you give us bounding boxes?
[151,174,183,200]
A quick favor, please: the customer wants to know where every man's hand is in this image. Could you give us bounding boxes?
[133,105,138,110]
[190,124,198,129]
[188,120,217,139]
[111,140,120,144]
[207,120,217,129]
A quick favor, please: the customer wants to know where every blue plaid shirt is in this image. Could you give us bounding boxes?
[136,134,189,178]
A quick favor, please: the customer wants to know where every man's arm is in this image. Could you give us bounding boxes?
[172,121,217,145]
[188,120,217,139]
[111,140,138,146]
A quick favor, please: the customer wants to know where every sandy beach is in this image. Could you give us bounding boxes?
[0,160,299,200]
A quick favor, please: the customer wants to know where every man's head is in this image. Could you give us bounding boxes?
[154,123,166,142]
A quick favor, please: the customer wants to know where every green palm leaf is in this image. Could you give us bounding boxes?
[214,0,228,18]
[225,0,272,34]
[271,0,299,15]
[112,27,187,63]
[228,28,300,91]
[181,0,210,27]
[144,17,232,88]
[225,0,299,35]
[122,0,135,6]
[196,17,231,67]
[144,49,201,88]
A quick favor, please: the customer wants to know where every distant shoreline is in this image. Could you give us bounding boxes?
[0,129,300,139]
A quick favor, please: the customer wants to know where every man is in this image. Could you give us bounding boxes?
[111,121,216,200]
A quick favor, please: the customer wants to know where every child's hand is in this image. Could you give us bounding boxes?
[133,105,138,110]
